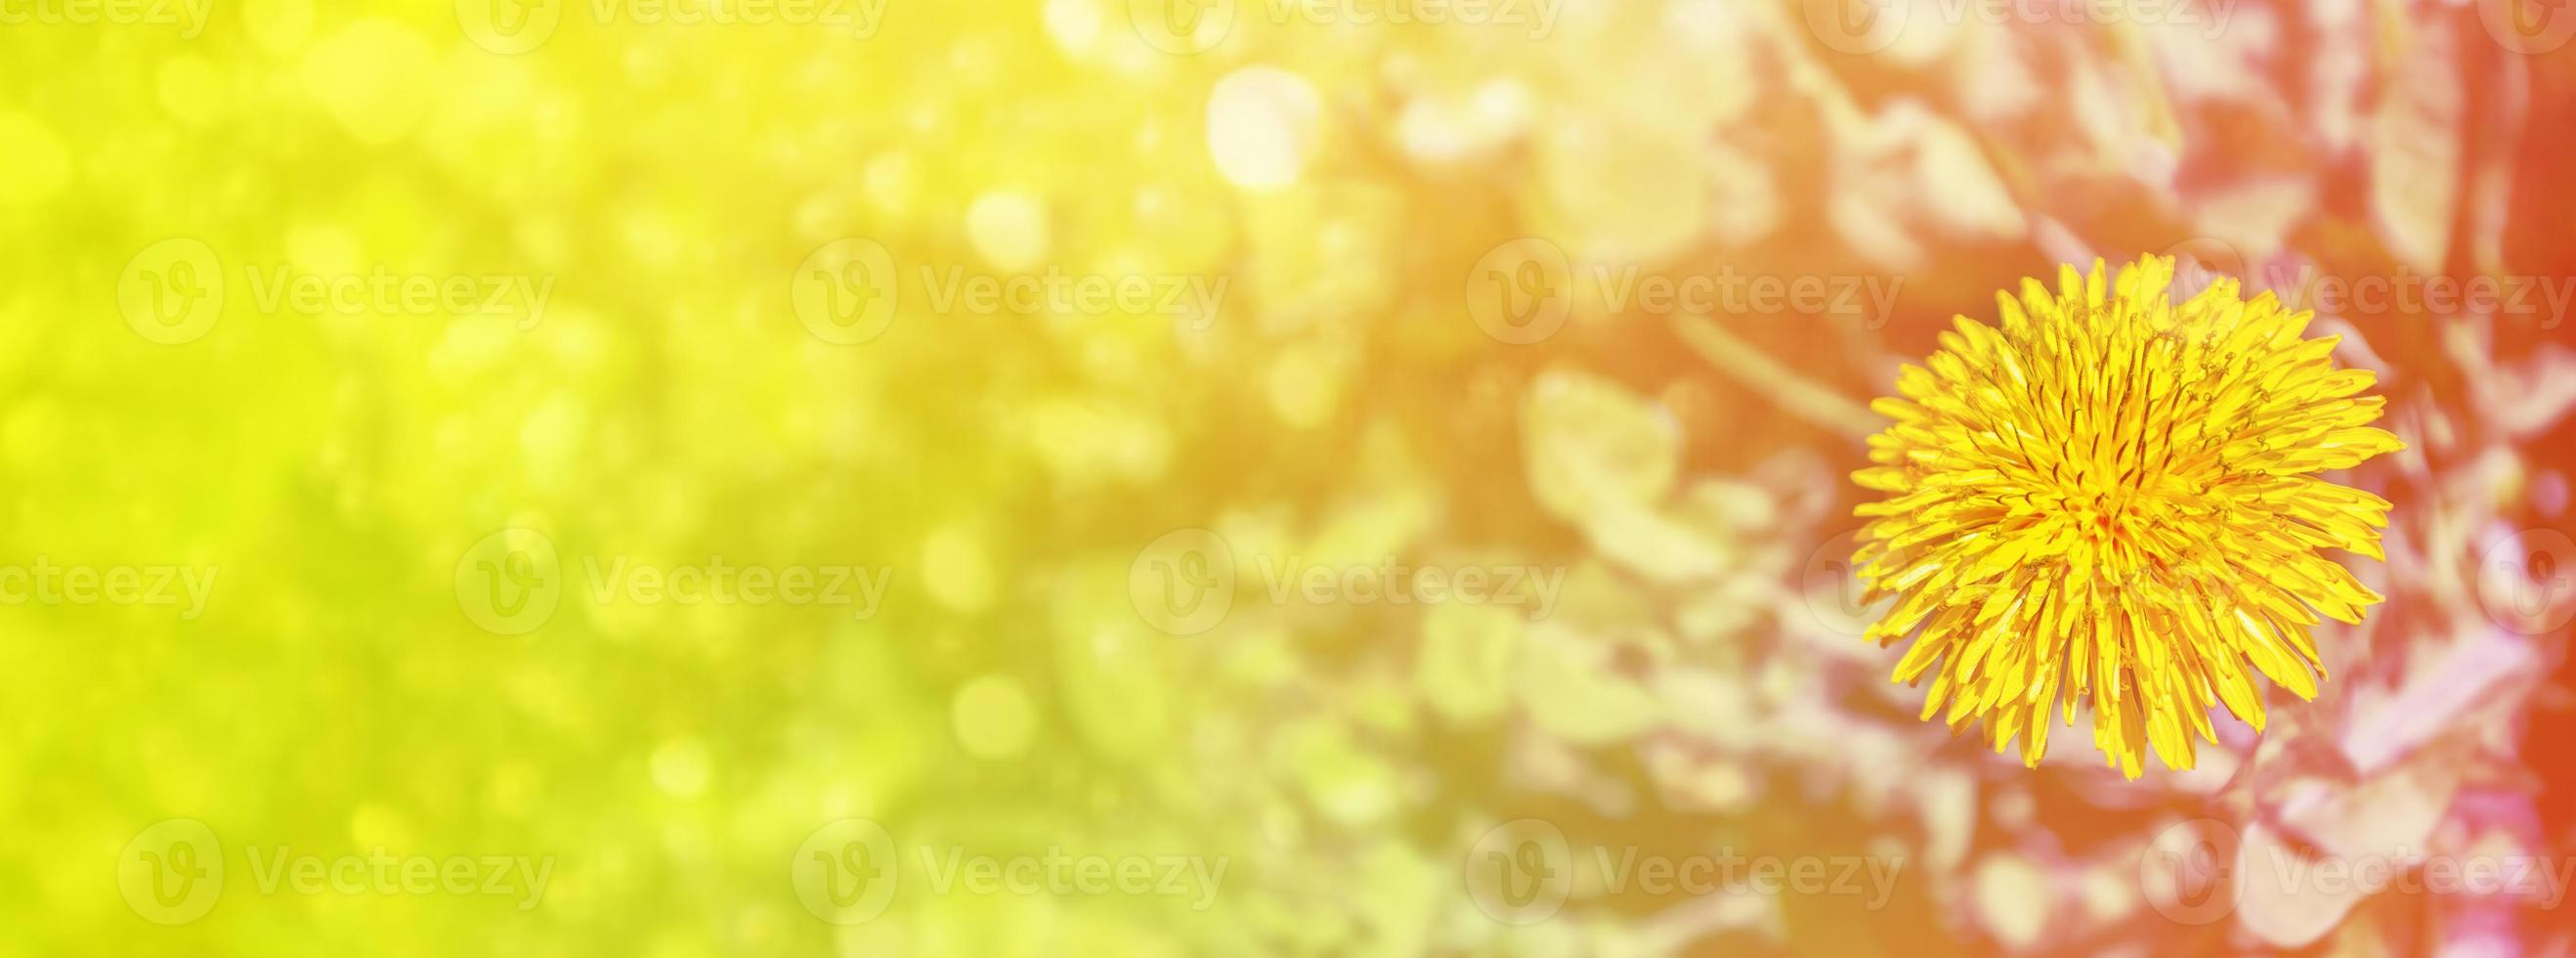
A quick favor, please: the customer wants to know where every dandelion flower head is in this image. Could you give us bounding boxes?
[1853,255,2401,777]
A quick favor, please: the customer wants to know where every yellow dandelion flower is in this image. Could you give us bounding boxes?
[1852,255,2402,778]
